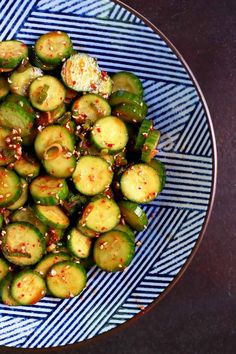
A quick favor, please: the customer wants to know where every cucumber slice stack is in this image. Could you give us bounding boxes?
[0,31,166,306]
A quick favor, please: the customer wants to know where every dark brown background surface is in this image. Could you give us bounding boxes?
[2,0,236,353]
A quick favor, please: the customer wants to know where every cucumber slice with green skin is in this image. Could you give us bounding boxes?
[72,93,111,124]
[0,258,9,282]
[35,252,71,277]
[35,31,73,65]
[111,71,143,98]
[112,102,147,124]
[141,129,161,163]
[0,100,34,137]
[57,112,76,134]
[9,66,43,96]
[0,40,28,69]
[5,93,35,122]
[0,76,10,100]
[109,90,144,107]
[72,156,113,196]
[34,125,75,160]
[0,274,18,306]
[11,270,46,305]
[77,224,100,238]
[93,230,135,272]
[46,260,87,298]
[11,207,47,235]
[61,53,101,92]
[0,167,22,207]
[113,223,135,242]
[120,163,162,203]
[134,119,153,150]
[29,75,66,111]
[91,116,128,154]
[148,159,166,192]
[43,148,76,178]
[67,228,92,259]
[118,201,148,231]
[8,178,28,211]
[30,176,69,205]
[33,53,58,71]
[14,153,40,178]
[0,126,15,166]
[92,71,113,99]
[35,205,69,229]
[62,193,87,216]
[2,222,46,266]
[50,103,67,121]
[78,139,115,165]
[80,196,120,233]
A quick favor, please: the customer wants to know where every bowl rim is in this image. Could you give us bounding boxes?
[0,0,217,352]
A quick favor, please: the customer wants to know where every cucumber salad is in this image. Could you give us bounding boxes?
[0,31,166,306]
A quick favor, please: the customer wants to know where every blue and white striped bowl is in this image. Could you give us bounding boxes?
[0,0,216,349]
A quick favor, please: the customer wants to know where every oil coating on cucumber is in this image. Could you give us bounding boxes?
[0,40,28,69]
[67,228,92,259]
[43,147,76,178]
[35,205,69,229]
[11,207,47,235]
[0,167,22,207]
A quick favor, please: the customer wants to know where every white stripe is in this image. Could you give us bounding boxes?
[158,150,212,163]
[165,163,212,175]
[89,3,113,16]
[202,139,212,156]
[162,188,210,199]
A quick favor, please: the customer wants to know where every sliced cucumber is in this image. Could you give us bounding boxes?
[109,90,144,107]
[0,167,22,207]
[91,116,128,153]
[61,53,101,92]
[14,153,40,178]
[2,222,46,266]
[35,252,71,277]
[46,261,87,298]
[5,93,35,122]
[72,93,111,124]
[72,156,113,196]
[0,99,34,137]
[112,102,147,124]
[29,75,66,111]
[0,258,9,282]
[11,207,47,235]
[80,196,120,233]
[141,129,160,163]
[0,76,10,100]
[34,125,75,159]
[35,31,73,65]
[77,223,100,238]
[134,119,153,150]
[11,270,46,305]
[0,126,16,166]
[0,40,28,69]
[118,200,148,231]
[8,178,28,211]
[33,53,58,71]
[93,230,135,272]
[148,159,166,192]
[57,112,76,134]
[30,176,69,205]
[120,163,162,203]
[111,71,143,98]
[0,274,18,306]
[114,223,135,242]
[9,66,43,96]
[67,228,92,258]
[35,205,69,229]
[43,148,76,178]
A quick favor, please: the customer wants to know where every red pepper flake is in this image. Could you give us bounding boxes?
[106,143,114,148]
[17,282,21,288]
[101,71,108,81]
[96,127,101,133]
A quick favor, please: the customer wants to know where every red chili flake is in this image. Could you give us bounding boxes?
[142,144,149,151]
[72,81,76,85]
[101,71,108,81]
[106,143,114,148]
[17,282,21,288]
[96,127,101,133]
